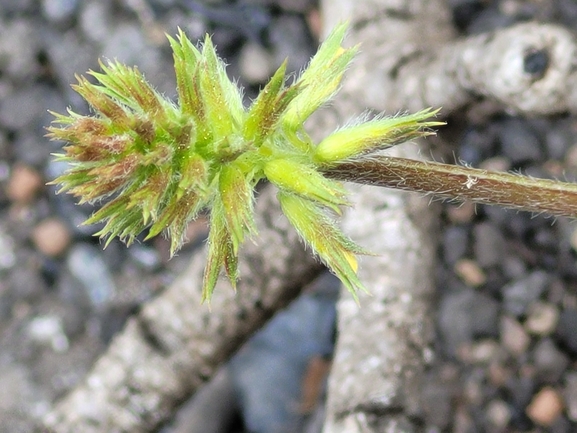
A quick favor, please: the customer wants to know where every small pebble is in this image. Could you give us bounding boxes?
[445,201,476,224]
[6,164,43,204]
[556,309,577,354]
[473,221,506,268]
[500,315,530,356]
[463,371,484,405]
[421,371,453,429]
[459,339,501,364]
[0,228,16,270]
[438,289,499,357]
[479,155,511,172]
[497,117,543,165]
[239,42,273,84]
[453,406,474,433]
[0,19,39,82]
[502,271,550,317]
[442,226,469,264]
[563,373,577,422]
[66,244,115,306]
[488,361,510,387]
[525,301,559,336]
[486,399,511,429]
[526,387,564,427]
[41,0,79,24]
[501,255,527,279]
[27,315,69,353]
[32,218,71,257]
[569,225,577,252]
[564,143,577,169]
[532,338,569,383]
[459,127,490,166]
[454,258,486,287]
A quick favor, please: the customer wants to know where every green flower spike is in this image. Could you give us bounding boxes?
[48,23,441,301]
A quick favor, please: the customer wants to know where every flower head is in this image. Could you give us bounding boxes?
[49,24,441,301]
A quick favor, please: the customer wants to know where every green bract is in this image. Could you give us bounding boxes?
[48,24,441,301]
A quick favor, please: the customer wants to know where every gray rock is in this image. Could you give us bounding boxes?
[556,308,577,355]
[239,42,274,84]
[79,0,113,43]
[500,315,530,356]
[0,18,40,82]
[229,274,338,433]
[7,257,48,301]
[0,85,47,131]
[0,226,16,271]
[274,0,317,13]
[13,132,53,168]
[0,362,48,431]
[501,255,527,279]
[149,0,180,7]
[485,399,512,430]
[438,288,500,357]
[502,271,550,317]
[100,23,175,96]
[459,127,492,166]
[66,244,115,307]
[163,367,238,433]
[268,15,315,74]
[525,301,559,336]
[27,315,69,353]
[473,221,506,268]
[44,27,97,92]
[497,118,543,165]
[421,369,454,429]
[466,4,515,34]
[443,225,469,265]
[564,372,577,422]
[532,338,569,382]
[545,119,573,160]
[101,23,153,66]
[128,245,162,271]
[41,0,80,25]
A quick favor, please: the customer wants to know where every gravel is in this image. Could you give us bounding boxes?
[1,0,577,432]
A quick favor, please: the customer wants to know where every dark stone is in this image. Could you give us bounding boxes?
[532,338,569,383]
[473,221,506,268]
[556,309,577,355]
[502,271,550,317]
[443,225,469,264]
[438,288,500,357]
[497,118,543,166]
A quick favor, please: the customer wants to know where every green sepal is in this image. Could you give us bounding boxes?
[127,170,170,225]
[202,199,238,301]
[167,29,203,119]
[278,191,368,300]
[264,158,349,213]
[89,61,167,122]
[219,162,256,253]
[244,60,303,145]
[72,76,131,129]
[283,23,358,129]
[176,153,208,199]
[145,188,203,255]
[198,36,242,140]
[315,108,445,164]
[50,167,94,193]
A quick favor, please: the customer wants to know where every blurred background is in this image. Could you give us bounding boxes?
[2,0,577,432]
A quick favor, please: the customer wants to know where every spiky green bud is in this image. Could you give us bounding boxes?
[48,23,441,300]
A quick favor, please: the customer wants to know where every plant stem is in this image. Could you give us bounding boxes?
[324,156,577,218]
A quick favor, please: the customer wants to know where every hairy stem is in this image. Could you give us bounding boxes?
[325,156,577,218]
